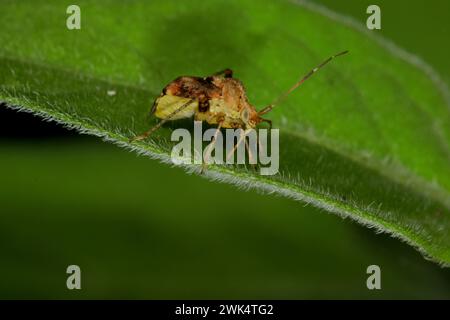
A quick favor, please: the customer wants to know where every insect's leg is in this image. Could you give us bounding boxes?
[130,99,195,142]
[244,138,258,171]
[212,68,233,78]
[226,128,252,163]
[130,119,166,142]
[245,139,254,163]
[257,131,265,159]
[201,122,223,173]
[254,119,270,167]
[226,129,244,162]
[259,118,272,129]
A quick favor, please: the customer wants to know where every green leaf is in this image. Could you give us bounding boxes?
[1,141,450,298]
[1,0,449,265]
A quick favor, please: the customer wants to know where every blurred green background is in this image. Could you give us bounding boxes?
[0,0,449,299]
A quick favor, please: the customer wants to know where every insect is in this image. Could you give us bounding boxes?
[131,50,348,160]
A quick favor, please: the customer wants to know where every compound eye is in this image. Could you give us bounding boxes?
[241,109,249,122]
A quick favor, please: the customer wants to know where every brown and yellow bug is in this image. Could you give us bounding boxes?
[131,51,348,146]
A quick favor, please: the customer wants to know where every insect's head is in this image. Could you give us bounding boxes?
[241,106,272,129]
[240,107,257,128]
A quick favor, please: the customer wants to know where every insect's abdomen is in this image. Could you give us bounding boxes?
[153,95,198,120]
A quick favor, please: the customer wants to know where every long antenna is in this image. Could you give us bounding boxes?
[258,50,348,115]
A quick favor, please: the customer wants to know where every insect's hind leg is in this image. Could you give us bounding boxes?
[130,121,164,142]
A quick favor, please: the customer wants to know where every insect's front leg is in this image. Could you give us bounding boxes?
[226,128,253,164]
[244,134,259,172]
[201,122,223,174]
